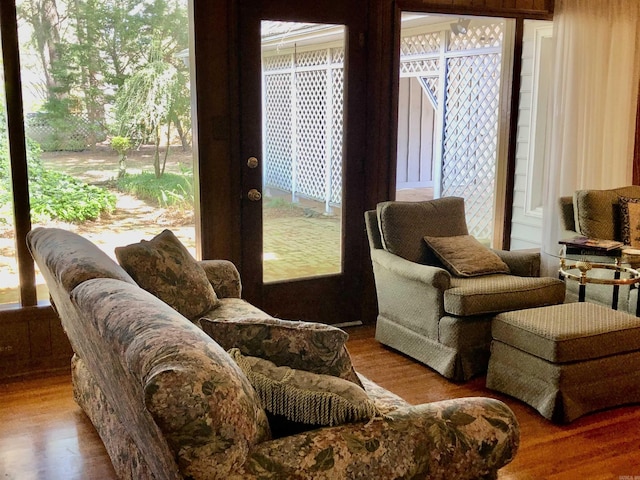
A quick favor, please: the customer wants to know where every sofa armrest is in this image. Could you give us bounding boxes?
[236,397,519,480]
[198,260,242,298]
[492,249,541,277]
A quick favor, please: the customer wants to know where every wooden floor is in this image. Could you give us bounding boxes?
[1,325,640,479]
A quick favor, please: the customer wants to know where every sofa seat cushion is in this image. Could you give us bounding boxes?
[115,229,219,321]
[445,274,566,316]
[492,302,640,363]
[199,315,362,387]
[229,349,380,428]
[199,298,272,322]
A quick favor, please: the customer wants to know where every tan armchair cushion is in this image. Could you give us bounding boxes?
[377,197,468,264]
[423,235,510,277]
[444,274,566,316]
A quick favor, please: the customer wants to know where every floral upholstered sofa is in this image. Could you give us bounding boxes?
[27,227,520,480]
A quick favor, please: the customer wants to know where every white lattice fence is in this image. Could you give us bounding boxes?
[442,53,501,240]
[262,47,344,210]
[264,74,293,192]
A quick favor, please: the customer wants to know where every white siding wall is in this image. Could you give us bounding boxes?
[509,20,553,250]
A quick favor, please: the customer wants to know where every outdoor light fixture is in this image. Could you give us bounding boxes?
[451,18,471,35]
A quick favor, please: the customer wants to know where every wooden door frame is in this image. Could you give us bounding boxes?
[211,0,371,324]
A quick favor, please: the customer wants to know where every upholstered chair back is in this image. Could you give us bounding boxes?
[573,185,640,240]
[376,197,468,265]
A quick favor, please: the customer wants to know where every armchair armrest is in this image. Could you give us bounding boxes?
[371,249,451,289]
[492,249,541,277]
[198,259,242,298]
[236,397,519,480]
[370,249,450,340]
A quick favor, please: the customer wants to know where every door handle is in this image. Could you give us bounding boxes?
[247,189,262,201]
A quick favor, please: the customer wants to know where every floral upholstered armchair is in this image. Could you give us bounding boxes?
[366,197,566,381]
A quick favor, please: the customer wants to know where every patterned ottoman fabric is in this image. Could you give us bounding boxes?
[492,302,640,363]
[487,302,640,423]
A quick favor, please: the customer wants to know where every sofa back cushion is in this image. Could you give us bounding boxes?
[27,227,136,293]
[376,197,468,264]
[71,278,270,478]
[573,186,640,240]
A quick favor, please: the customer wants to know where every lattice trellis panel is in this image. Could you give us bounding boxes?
[400,32,440,56]
[263,54,292,71]
[332,47,344,64]
[400,58,439,76]
[442,53,501,240]
[264,74,293,192]
[294,70,329,202]
[419,76,439,107]
[297,50,328,68]
[263,48,344,209]
[449,22,504,51]
[330,68,344,205]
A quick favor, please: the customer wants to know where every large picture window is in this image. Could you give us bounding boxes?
[1,0,195,307]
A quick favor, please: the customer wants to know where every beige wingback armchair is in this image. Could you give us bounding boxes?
[365,197,566,381]
[558,185,640,312]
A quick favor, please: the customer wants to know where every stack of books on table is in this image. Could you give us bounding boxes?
[559,236,624,255]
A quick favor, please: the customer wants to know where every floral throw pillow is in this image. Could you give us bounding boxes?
[228,348,379,429]
[199,316,363,388]
[619,196,640,247]
[115,229,219,321]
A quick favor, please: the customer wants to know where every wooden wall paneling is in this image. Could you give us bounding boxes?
[360,0,399,324]
[191,0,242,263]
[634,79,640,186]
[396,0,553,19]
[501,18,524,249]
[0,306,71,380]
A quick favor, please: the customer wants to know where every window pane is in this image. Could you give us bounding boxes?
[261,21,344,283]
[0,61,20,305]
[396,13,508,245]
[16,0,195,303]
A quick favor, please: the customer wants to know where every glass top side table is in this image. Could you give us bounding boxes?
[556,245,640,316]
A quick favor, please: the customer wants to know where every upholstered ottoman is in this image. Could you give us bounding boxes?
[486,302,640,423]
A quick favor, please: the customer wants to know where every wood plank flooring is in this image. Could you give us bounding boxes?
[1,325,640,479]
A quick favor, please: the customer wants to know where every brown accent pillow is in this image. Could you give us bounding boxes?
[619,196,640,247]
[115,229,219,321]
[423,235,510,277]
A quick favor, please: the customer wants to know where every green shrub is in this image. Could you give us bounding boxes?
[0,121,116,223]
[28,170,116,223]
[116,170,193,209]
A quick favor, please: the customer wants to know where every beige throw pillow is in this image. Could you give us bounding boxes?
[115,229,219,321]
[423,235,510,277]
[619,196,640,248]
[228,348,380,428]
